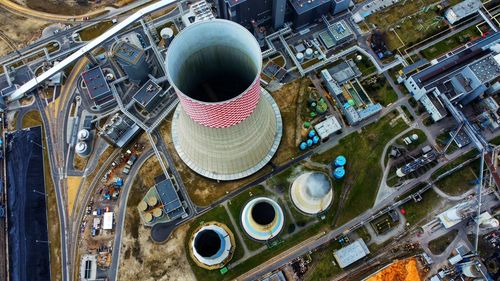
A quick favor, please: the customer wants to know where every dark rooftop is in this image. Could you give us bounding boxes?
[132,80,162,107]
[410,32,499,89]
[155,179,185,219]
[289,0,331,14]
[81,67,110,99]
[113,41,144,65]
[224,0,248,7]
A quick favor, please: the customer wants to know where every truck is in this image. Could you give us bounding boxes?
[127,155,137,166]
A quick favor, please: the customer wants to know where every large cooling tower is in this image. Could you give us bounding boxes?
[166,19,282,181]
[241,197,284,241]
[291,172,333,215]
[190,222,235,269]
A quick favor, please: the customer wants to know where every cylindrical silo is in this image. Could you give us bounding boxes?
[167,19,282,181]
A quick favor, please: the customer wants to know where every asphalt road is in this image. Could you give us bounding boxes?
[6,126,51,281]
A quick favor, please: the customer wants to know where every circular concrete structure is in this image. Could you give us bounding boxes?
[167,19,282,181]
[241,197,284,241]
[291,172,333,215]
[190,222,235,269]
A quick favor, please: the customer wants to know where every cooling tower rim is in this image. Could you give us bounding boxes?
[240,196,285,241]
[165,19,263,106]
[171,89,283,181]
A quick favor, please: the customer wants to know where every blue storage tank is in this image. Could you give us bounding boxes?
[308,130,316,138]
[333,167,345,179]
[313,136,320,144]
[299,142,307,150]
[335,155,347,167]
[307,139,313,147]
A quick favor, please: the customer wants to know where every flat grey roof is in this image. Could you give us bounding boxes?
[334,239,370,268]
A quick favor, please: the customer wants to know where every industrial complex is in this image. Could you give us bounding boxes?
[0,0,498,281]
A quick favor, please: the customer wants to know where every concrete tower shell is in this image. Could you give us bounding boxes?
[291,172,333,215]
[241,197,284,241]
[167,19,282,181]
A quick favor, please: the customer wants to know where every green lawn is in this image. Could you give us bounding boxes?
[347,53,377,76]
[303,242,343,281]
[435,160,479,196]
[79,21,114,41]
[420,25,482,59]
[395,129,427,150]
[366,0,449,50]
[312,113,408,226]
[431,149,478,180]
[428,230,458,255]
[490,135,500,145]
[361,76,399,106]
[401,188,442,226]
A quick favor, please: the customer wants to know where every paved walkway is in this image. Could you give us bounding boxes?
[222,202,251,259]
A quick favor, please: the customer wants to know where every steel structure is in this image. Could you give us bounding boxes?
[9,0,179,101]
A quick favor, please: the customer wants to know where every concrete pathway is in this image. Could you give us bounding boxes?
[222,202,251,258]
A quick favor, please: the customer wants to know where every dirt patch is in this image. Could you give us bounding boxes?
[119,175,196,281]
[0,10,50,56]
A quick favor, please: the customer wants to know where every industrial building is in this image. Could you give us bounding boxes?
[182,0,216,26]
[289,0,332,28]
[79,255,97,281]
[404,32,500,121]
[437,201,474,228]
[314,115,342,141]
[319,19,354,49]
[138,177,187,226]
[100,113,142,148]
[189,222,235,269]
[333,239,370,268]
[167,19,282,181]
[132,79,165,112]
[321,68,382,125]
[103,212,114,230]
[241,197,284,241]
[445,0,481,24]
[332,0,350,14]
[112,41,150,84]
[396,150,438,177]
[81,67,113,108]
[290,172,333,215]
[218,0,285,30]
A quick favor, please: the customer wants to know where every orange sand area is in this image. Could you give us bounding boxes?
[366,258,422,281]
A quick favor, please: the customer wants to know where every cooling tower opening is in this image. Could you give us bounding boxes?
[194,230,221,258]
[251,201,276,225]
[176,46,257,102]
[166,20,262,104]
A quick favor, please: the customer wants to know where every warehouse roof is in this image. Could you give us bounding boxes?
[333,239,370,268]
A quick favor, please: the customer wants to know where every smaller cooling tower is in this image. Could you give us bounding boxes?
[190,222,235,269]
[291,172,333,215]
[241,197,284,241]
